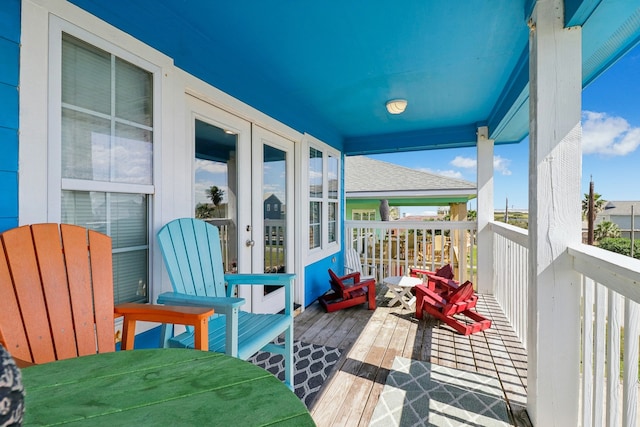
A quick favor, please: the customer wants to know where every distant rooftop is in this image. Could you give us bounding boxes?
[345,156,476,202]
[598,201,640,216]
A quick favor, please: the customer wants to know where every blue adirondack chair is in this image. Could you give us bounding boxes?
[156,218,295,389]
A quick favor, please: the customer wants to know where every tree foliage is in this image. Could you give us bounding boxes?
[597,237,640,259]
[594,220,620,241]
[207,186,224,207]
[582,192,606,221]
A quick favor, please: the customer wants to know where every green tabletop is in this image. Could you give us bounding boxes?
[21,348,315,426]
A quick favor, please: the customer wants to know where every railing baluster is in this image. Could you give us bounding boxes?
[593,283,606,427]
[582,276,595,427]
[623,298,639,427]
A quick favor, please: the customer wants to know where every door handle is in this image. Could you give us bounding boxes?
[246,239,255,247]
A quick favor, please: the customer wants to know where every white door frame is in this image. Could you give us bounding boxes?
[250,124,296,313]
[186,94,252,277]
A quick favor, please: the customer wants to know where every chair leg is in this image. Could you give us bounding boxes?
[368,285,377,310]
[283,325,294,391]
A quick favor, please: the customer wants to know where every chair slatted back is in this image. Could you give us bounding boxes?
[344,248,363,276]
[0,224,115,364]
[328,269,347,299]
[157,218,227,298]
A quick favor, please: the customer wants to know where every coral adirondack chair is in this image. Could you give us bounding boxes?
[156,218,296,389]
[344,247,376,282]
[0,224,213,367]
[415,280,491,336]
[319,269,377,312]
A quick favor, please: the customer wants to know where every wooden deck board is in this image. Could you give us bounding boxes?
[298,291,530,426]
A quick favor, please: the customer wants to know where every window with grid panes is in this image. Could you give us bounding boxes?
[60,33,153,304]
[307,144,340,253]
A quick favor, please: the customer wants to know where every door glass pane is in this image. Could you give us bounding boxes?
[263,145,287,294]
[194,119,238,273]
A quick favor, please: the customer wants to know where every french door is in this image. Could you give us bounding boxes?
[188,95,294,313]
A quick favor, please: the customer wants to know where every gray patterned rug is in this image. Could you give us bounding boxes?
[248,340,342,408]
[370,357,511,427]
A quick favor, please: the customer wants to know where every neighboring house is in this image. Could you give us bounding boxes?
[264,194,284,220]
[345,156,476,220]
[596,201,640,240]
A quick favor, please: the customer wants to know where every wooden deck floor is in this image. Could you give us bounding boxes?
[294,284,531,426]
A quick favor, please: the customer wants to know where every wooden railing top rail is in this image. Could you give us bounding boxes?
[567,243,640,305]
[488,220,529,247]
[345,220,476,231]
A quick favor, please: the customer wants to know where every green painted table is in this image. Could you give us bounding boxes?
[21,348,315,426]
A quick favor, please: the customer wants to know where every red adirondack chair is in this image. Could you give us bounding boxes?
[319,269,377,312]
[415,280,491,336]
[409,264,456,295]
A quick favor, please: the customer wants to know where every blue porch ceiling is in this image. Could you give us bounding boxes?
[68,1,640,154]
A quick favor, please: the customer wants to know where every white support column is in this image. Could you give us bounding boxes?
[528,1,582,426]
[476,126,494,294]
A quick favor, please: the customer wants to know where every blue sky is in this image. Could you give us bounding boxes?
[370,43,640,215]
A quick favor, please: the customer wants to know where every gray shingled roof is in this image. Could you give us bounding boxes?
[345,156,476,198]
[598,201,640,216]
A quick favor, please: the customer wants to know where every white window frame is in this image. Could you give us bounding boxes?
[48,18,160,208]
[48,21,161,305]
[352,209,377,221]
[302,133,341,263]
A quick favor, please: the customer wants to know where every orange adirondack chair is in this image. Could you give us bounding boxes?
[319,269,377,312]
[0,223,213,366]
[414,280,491,336]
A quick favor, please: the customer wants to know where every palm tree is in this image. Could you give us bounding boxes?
[582,192,606,221]
[206,186,224,217]
[594,221,620,241]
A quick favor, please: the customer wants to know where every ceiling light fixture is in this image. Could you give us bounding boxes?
[386,99,407,114]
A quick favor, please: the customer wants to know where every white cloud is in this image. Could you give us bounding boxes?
[449,155,511,176]
[493,155,512,176]
[417,167,464,179]
[451,156,476,168]
[583,111,640,156]
[195,158,228,174]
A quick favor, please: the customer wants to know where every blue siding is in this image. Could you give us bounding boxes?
[0,128,17,174]
[0,171,18,230]
[115,326,162,350]
[0,0,19,233]
[0,0,20,44]
[0,38,19,86]
[304,252,343,307]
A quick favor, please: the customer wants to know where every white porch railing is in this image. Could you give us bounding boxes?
[346,219,640,425]
[490,221,529,347]
[568,244,640,427]
[487,220,639,426]
[344,220,477,286]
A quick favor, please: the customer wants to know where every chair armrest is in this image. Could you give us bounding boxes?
[114,303,214,351]
[409,268,435,278]
[224,273,295,287]
[339,272,361,283]
[343,278,375,298]
[156,292,245,315]
[415,285,447,307]
[224,273,296,315]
